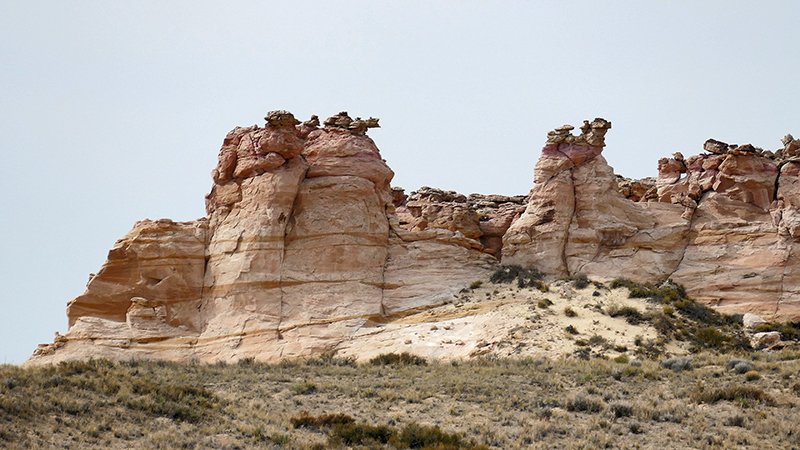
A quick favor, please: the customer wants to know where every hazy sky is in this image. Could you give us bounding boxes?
[2,1,799,364]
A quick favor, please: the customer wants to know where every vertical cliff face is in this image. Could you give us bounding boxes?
[502,120,690,281]
[503,124,800,319]
[31,111,495,364]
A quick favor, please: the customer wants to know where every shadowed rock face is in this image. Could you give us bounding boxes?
[33,111,495,365]
[28,113,800,365]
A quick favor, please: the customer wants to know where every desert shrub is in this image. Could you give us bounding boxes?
[392,422,464,449]
[369,352,427,367]
[306,350,358,367]
[674,299,723,326]
[326,420,487,449]
[564,306,577,317]
[661,357,693,372]
[610,401,634,418]
[572,274,590,289]
[634,338,665,359]
[564,325,578,335]
[490,265,545,287]
[610,279,689,304]
[613,355,629,364]
[753,321,800,341]
[588,335,608,347]
[693,327,729,349]
[290,411,355,429]
[610,278,655,298]
[727,359,753,374]
[692,384,775,406]
[469,281,483,289]
[330,422,394,446]
[565,392,605,413]
[650,312,675,337]
[293,381,318,395]
[745,370,761,381]
[725,414,747,427]
[537,298,552,309]
[607,304,645,325]
[126,376,216,423]
[237,356,256,366]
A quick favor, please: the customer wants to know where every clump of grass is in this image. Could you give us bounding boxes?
[469,280,483,289]
[565,325,579,335]
[564,306,577,317]
[565,392,605,413]
[293,380,318,395]
[692,384,775,406]
[369,352,428,367]
[610,401,634,418]
[744,371,761,381]
[290,411,355,428]
[330,422,395,446]
[295,414,488,450]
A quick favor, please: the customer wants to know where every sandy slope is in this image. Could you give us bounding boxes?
[336,278,688,362]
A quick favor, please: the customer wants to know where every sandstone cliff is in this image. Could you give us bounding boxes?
[503,124,800,318]
[28,112,800,364]
[30,111,495,364]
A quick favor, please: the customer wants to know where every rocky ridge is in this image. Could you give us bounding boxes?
[27,112,800,364]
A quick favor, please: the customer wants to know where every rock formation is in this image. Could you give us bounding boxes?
[30,111,495,364]
[504,120,800,318]
[393,187,527,257]
[28,111,800,365]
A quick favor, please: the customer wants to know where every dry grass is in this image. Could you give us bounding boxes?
[4,349,800,449]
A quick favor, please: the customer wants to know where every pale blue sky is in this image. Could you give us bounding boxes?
[2,1,798,363]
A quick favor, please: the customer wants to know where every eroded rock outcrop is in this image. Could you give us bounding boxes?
[503,122,800,319]
[29,111,800,365]
[394,187,526,257]
[31,111,495,364]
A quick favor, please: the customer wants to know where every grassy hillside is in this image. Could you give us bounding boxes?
[3,349,800,449]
